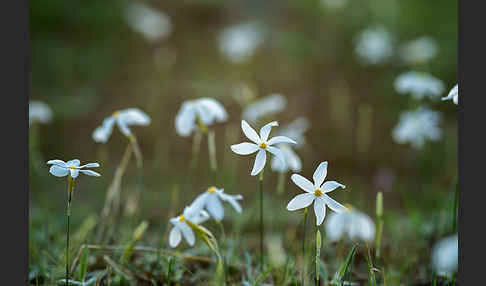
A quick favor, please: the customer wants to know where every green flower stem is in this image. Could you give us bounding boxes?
[277,172,285,195]
[259,169,264,272]
[208,130,218,174]
[66,176,75,286]
[302,208,308,286]
[316,228,322,286]
[190,130,202,172]
[375,192,383,259]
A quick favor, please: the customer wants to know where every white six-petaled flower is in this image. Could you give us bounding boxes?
[47,159,101,178]
[169,206,210,247]
[175,98,228,137]
[190,186,243,220]
[442,84,458,105]
[325,207,376,242]
[286,162,347,225]
[231,120,296,176]
[92,108,151,143]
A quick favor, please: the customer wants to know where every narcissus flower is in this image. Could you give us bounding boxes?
[231,120,296,176]
[175,98,228,137]
[354,26,394,65]
[241,94,287,124]
[392,106,442,149]
[432,234,458,276]
[47,159,101,178]
[325,207,376,242]
[218,22,263,63]
[169,206,210,247]
[29,101,53,125]
[442,84,458,105]
[190,187,243,220]
[270,144,302,173]
[399,36,438,65]
[92,108,151,143]
[394,71,445,100]
[124,2,172,42]
[287,162,346,225]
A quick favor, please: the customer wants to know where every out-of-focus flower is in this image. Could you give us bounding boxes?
[270,144,302,173]
[442,84,458,105]
[218,23,263,63]
[432,234,458,276]
[29,101,53,125]
[276,117,310,148]
[190,186,243,220]
[124,2,172,42]
[355,26,394,65]
[47,159,101,178]
[392,106,442,149]
[267,234,287,267]
[321,0,348,9]
[231,120,296,176]
[399,36,438,65]
[92,108,151,143]
[287,162,347,225]
[175,98,228,137]
[169,206,210,248]
[242,94,287,124]
[394,71,445,100]
[325,207,376,242]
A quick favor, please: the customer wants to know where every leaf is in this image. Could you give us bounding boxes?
[364,245,376,286]
[78,246,89,282]
[333,243,359,286]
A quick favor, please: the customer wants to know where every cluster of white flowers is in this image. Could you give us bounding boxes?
[354,26,394,65]
[124,2,172,42]
[175,98,228,137]
[92,108,151,143]
[392,106,442,149]
[394,71,445,100]
[399,36,438,65]
[241,94,287,124]
[29,101,53,125]
[218,23,264,63]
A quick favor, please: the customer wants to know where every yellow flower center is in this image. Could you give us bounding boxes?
[344,203,353,212]
[113,111,120,117]
[178,215,185,222]
[314,189,323,197]
[208,186,216,194]
[259,142,267,149]
[69,166,77,170]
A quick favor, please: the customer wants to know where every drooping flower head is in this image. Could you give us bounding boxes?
[394,71,445,100]
[354,26,394,65]
[169,205,210,248]
[218,22,264,63]
[325,206,376,242]
[175,98,228,137]
[270,144,302,173]
[92,108,151,143]
[190,186,243,220]
[392,106,442,149]
[432,234,458,276]
[47,159,101,178]
[124,2,172,42]
[231,120,296,176]
[241,94,287,124]
[442,84,458,105]
[29,101,53,125]
[287,162,347,225]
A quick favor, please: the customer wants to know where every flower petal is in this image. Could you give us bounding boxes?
[218,192,243,213]
[169,227,182,247]
[116,117,132,137]
[267,136,297,146]
[313,197,327,226]
[191,210,211,224]
[70,168,80,179]
[321,181,346,193]
[286,193,315,211]
[118,108,151,125]
[49,165,69,177]
[179,223,196,246]
[290,174,315,193]
[259,121,278,142]
[80,170,101,177]
[266,146,285,165]
[67,159,80,167]
[79,163,100,169]
[325,212,345,242]
[47,160,67,167]
[175,102,197,137]
[231,142,259,155]
[251,149,267,176]
[92,116,116,143]
[322,194,347,213]
[241,120,261,144]
[313,162,328,188]
[189,192,210,214]
[207,195,224,220]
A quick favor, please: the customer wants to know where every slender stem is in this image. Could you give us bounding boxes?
[217,220,228,285]
[302,208,308,286]
[66,177,75,286]
[190,130,202,172]
[208,130,218,174]
[316,228,322,286]
[259,170,264,272]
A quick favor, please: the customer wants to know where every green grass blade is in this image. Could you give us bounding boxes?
[333,243,359,286]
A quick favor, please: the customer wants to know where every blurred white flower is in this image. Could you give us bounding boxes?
[267,234,287,267]
[29,101,53,125]
[325,208,375,242]
[394,71,445,100]
[190,186,243,220]
[218,23,263,63]
[275,117,310,148]
[432,234,458,276]
[47,159,101,178]
[270,144,302,173]
[399,36,438,65]
[169,206,210,248]
[321,0,348,9]
[92,108,151,143]
[242,94,287,124]
[392,106,442,149]
[442,84,458,105]
[231,120,296,176]
[175,98,228,137]
[287,162,346,225]
[355,27,394,65]
[124,2,172,42]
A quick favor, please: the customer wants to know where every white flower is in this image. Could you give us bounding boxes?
[286,162,346,225]
[231,120,296,176]
[431,234,458,276]
[354,26,394,65]
[394,71,445,100]
[442,84,458,105]
[169,206,210,247]
[275,117,310,148]
[399,36,438,64]
[241,94,287,124]
[175,98,228,137]
[47,159,101,178]
[325,208,375,242]
[124,2,172,42]
[218,23,263,63]
[321,0,348,9]
[392,106,442,149]
[190,186,243,220]
[92,108,151,143]
[270,144,302,173]
[29,101,53,125]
